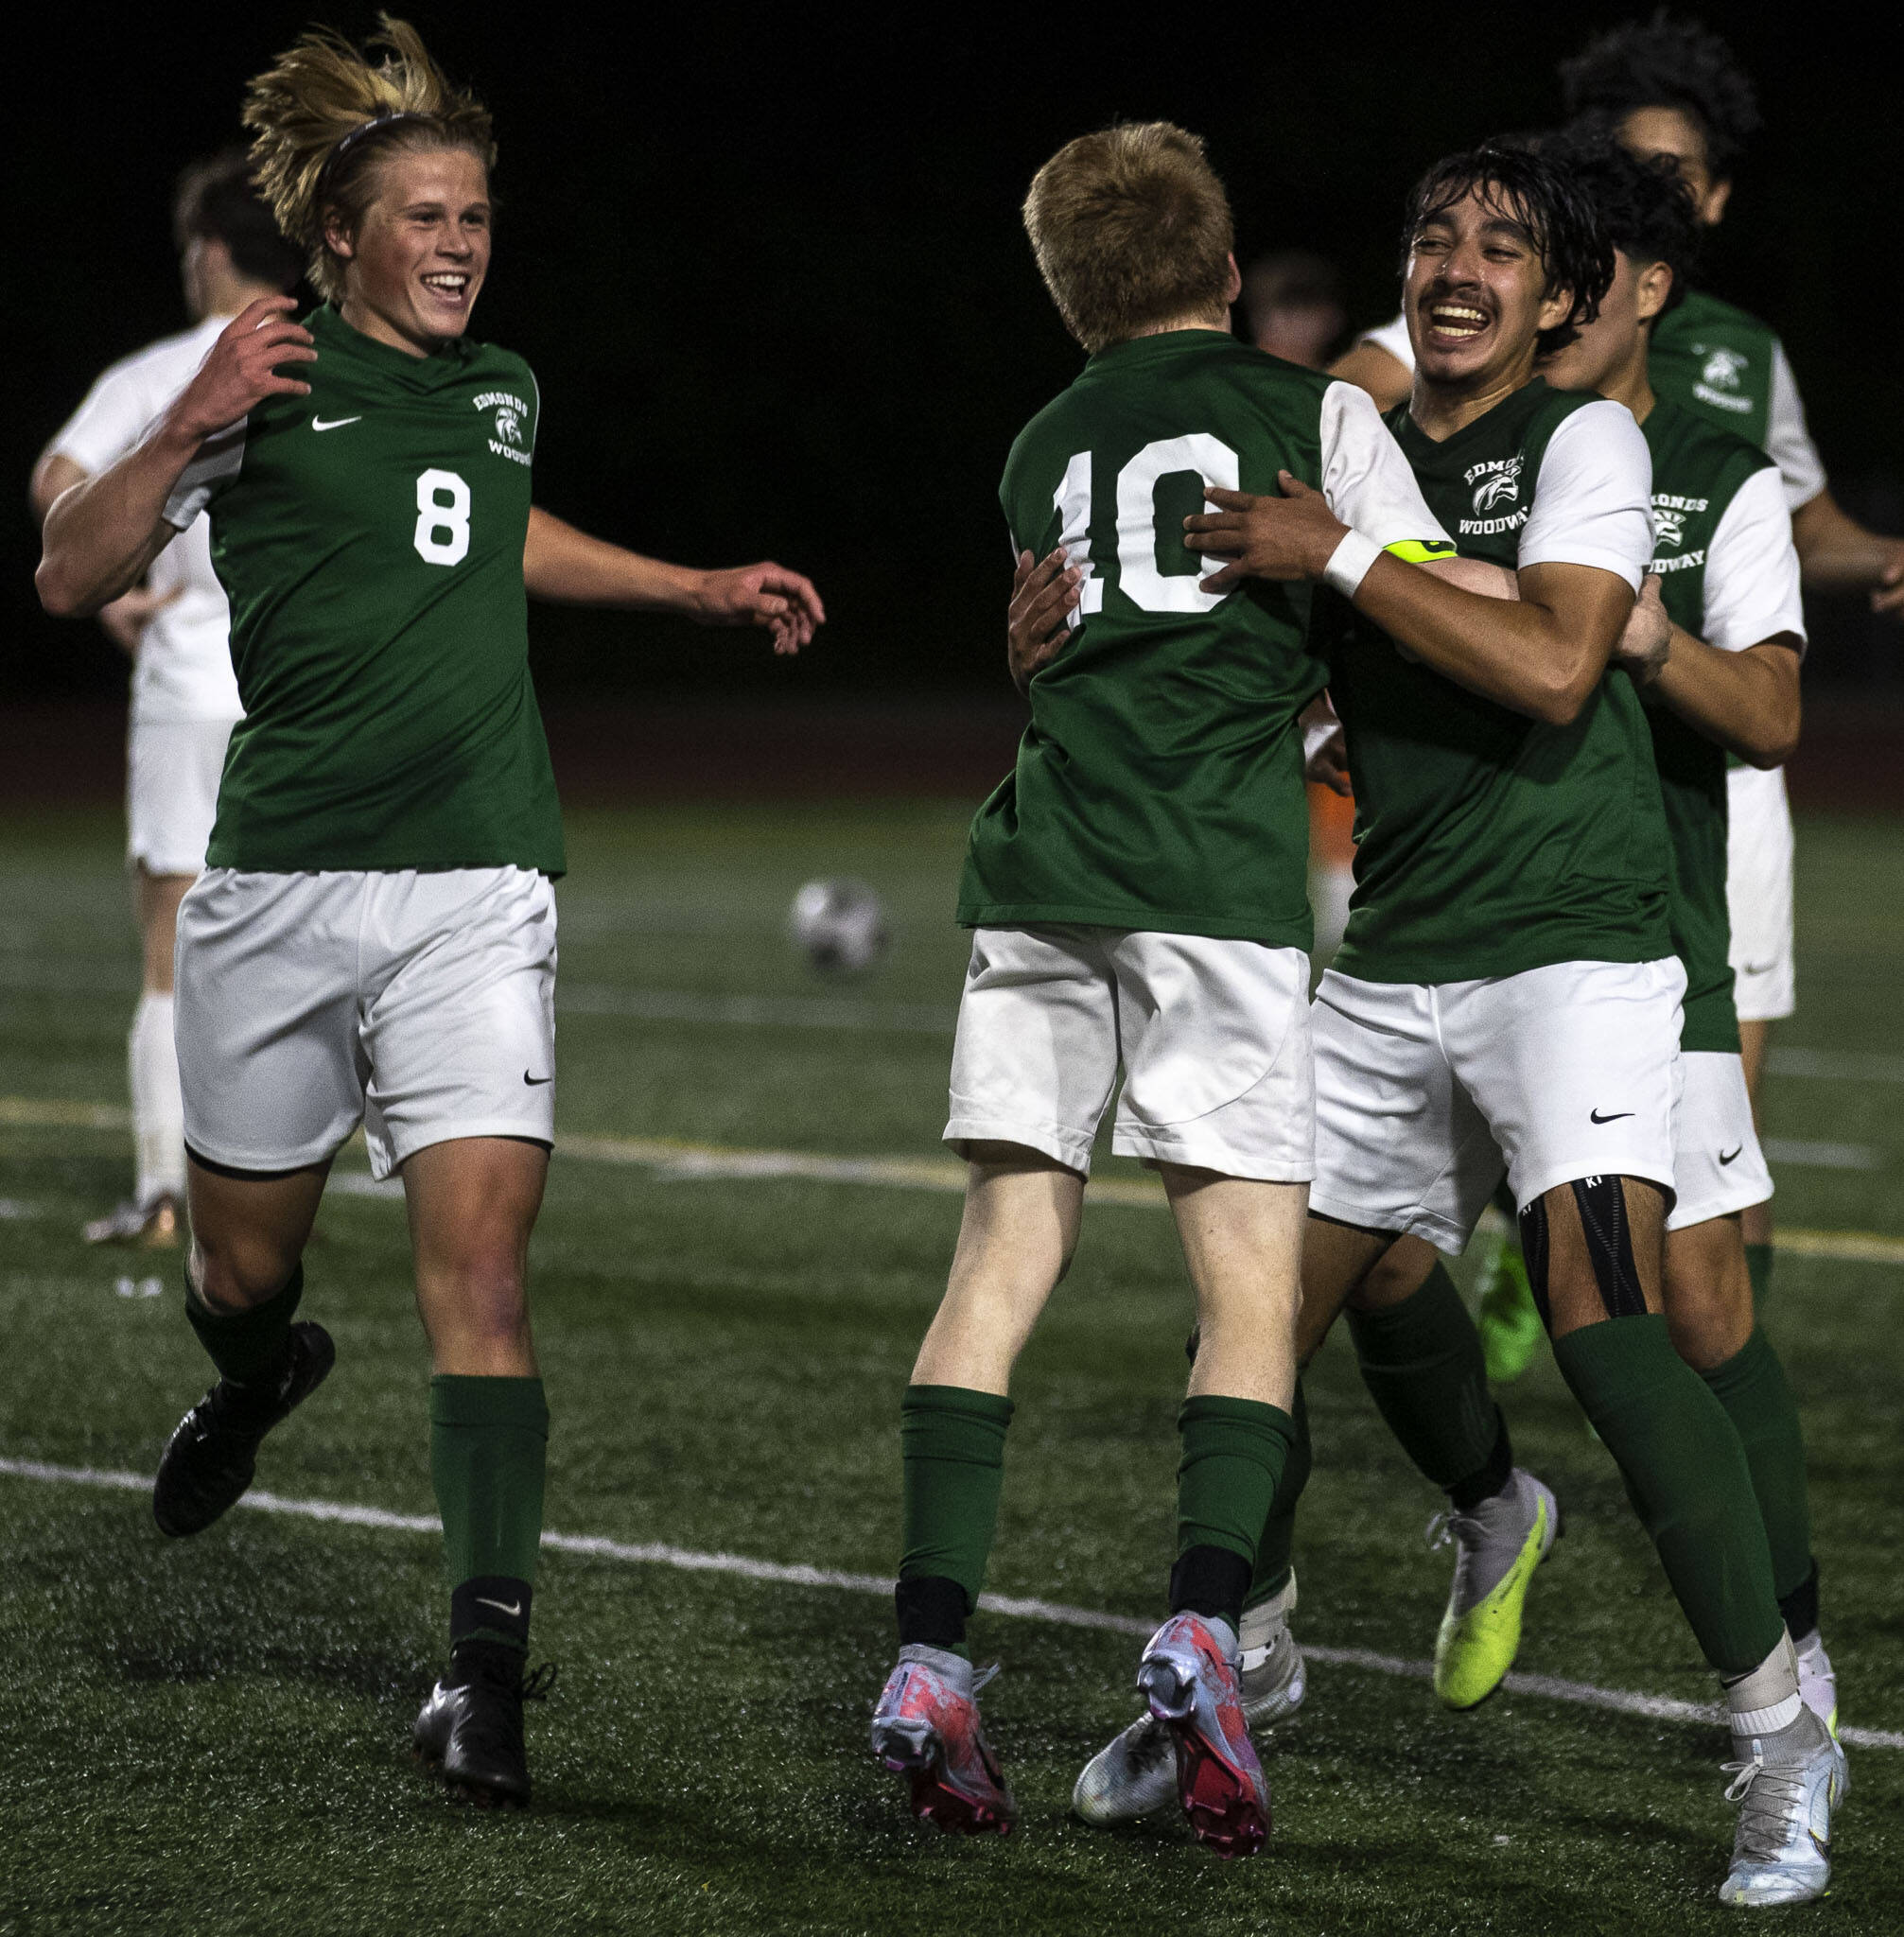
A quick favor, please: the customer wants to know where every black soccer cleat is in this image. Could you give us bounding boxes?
[413,1650,556,1809]
[152,1321,337,1537]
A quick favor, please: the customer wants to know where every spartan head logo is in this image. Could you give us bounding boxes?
[1472,467,1520,514]
[1653,506,1687,549]
[494,404,524,445]
[1700,346,1749,391]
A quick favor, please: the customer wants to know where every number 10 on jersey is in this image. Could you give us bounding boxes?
[1052,435,1239,620]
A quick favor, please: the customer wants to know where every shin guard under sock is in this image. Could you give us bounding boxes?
[898,1386,1014,1653]
[185,1263,304,1400]
[1246,1381,1310,1610]
[1176,1395,1295,1620]
[1701,1328,1815,1606]
[1347,1262,1504,1495]
[429,1375,550,1650]
[1553,1315,1782,1675]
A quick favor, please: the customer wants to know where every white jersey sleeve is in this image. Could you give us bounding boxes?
[1319,380,1450,547]
[1517,400,1654,589]
[163,419,248,529]
[1700,463,1807,655]
[47,359,162,476]
[1765,340,1827,513]
[1359,313,1416,373]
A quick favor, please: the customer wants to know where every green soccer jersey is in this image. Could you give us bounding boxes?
[1640,396,1798,1053]
[959,331,1447,946]
[1650,289,1825,512]
[166,304,564,875]
[1329,379,1670,985]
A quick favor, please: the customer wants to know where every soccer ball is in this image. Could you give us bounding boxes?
[788,878,887,976]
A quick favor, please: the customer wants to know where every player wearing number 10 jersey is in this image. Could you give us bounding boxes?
[36,15,822,1811]
[870,121,1475,1855]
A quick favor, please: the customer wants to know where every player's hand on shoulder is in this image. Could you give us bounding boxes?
[1186,474,1346,593]
[168,295,316,444]
[694,562,825,654]
[1612,573,1670,684]
[96,581,183,657]
[1007,548,1080,695]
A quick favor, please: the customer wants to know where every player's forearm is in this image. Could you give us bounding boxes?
[35,428,193,618]
[1648,628,1802,769]
[1790,489,1899,590]
[522,507,706,613]
[1349,553,1612,724]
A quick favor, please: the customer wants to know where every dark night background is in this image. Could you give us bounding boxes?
[7,1,1902,717]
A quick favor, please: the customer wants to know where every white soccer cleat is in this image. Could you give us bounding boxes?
[1795,1629,1841,1745]
[1072,1576,1303,1827]
[1718,1705,1846,1909]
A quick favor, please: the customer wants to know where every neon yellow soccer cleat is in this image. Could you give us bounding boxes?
[1476,1235,1545,1386]
[1430,1470,1560,1709]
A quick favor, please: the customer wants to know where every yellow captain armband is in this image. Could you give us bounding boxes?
[1384,538,1459,563]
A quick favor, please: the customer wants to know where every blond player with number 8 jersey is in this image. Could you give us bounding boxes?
[35,14,822,1812]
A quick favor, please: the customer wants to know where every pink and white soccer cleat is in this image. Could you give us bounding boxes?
[1137,1612,1270,1858]
[870,1645,1018,1836]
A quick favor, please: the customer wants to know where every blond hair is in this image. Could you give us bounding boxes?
[1023,123,1235,356]
[243,14,496,303]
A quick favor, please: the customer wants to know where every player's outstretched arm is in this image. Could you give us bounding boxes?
[37,296,313,619]
[522,508,823,654]
[1790,488,1904,617]
[1324,340,1412,412]
[1613,578,1801,769]
[1188,475,1630,724]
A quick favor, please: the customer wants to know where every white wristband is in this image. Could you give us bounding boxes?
[1321,530,1384,599]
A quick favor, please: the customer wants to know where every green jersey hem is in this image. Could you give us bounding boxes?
[956,899,1312,950]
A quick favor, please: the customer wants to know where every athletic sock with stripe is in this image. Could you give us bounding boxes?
[430,1373,549,1655]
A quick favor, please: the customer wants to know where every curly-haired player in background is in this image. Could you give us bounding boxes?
[36,14,823,1809]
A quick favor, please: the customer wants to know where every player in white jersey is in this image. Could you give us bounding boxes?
[31,151,304,1247]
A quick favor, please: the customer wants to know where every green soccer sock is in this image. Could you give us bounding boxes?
[1246,1380,1311,1609]
[1347,1262,1507,1500]
[1701,1328,1814,1606]
[185,1262,303,1395]
[1172,1396,1295,1630]
[1744,1242,1774,1311]
[429,1374,550,1651]
[897,1385,1015,1655]
[1553,1315,1782,1676]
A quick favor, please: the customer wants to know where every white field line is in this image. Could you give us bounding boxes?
[6,1096,1902,1254]
[3,1455,1898,1753]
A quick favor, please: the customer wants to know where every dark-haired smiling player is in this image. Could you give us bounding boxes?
[1054,141,1834,1904]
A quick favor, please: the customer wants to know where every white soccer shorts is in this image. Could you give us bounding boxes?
[944,925,1315,1182]
[1668,1048,1773,1230]
[127,716,235,876]
[1726,764,1795,1022]
[1310,955,1686,1252]
[175,866,557,1179]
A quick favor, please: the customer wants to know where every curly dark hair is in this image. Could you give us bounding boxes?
[1402,143,1616,357]
[1559,12,1761,180]
[1546,133,1702,323]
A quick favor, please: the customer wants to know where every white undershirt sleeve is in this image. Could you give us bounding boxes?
[1698,462,1807,656]
[1765,340,1827,514]
[1318,379,1450,547]
[162,419,247,529]
[1359,312,1416,374]
[1516,400,1654,589]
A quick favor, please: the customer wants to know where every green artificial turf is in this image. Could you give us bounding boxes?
[1,803,1900,1935]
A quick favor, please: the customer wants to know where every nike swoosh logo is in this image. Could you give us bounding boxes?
[523,1072,552,1086]
[1719,1145,1743,1165]
[475,1596,523,1617]
[1589,1109,1634,1125]
[311,415,361,432]
[1740,961,1775,976]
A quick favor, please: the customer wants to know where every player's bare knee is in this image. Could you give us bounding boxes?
[1344,1233,1438,1314]
[189,1235,301,1312]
